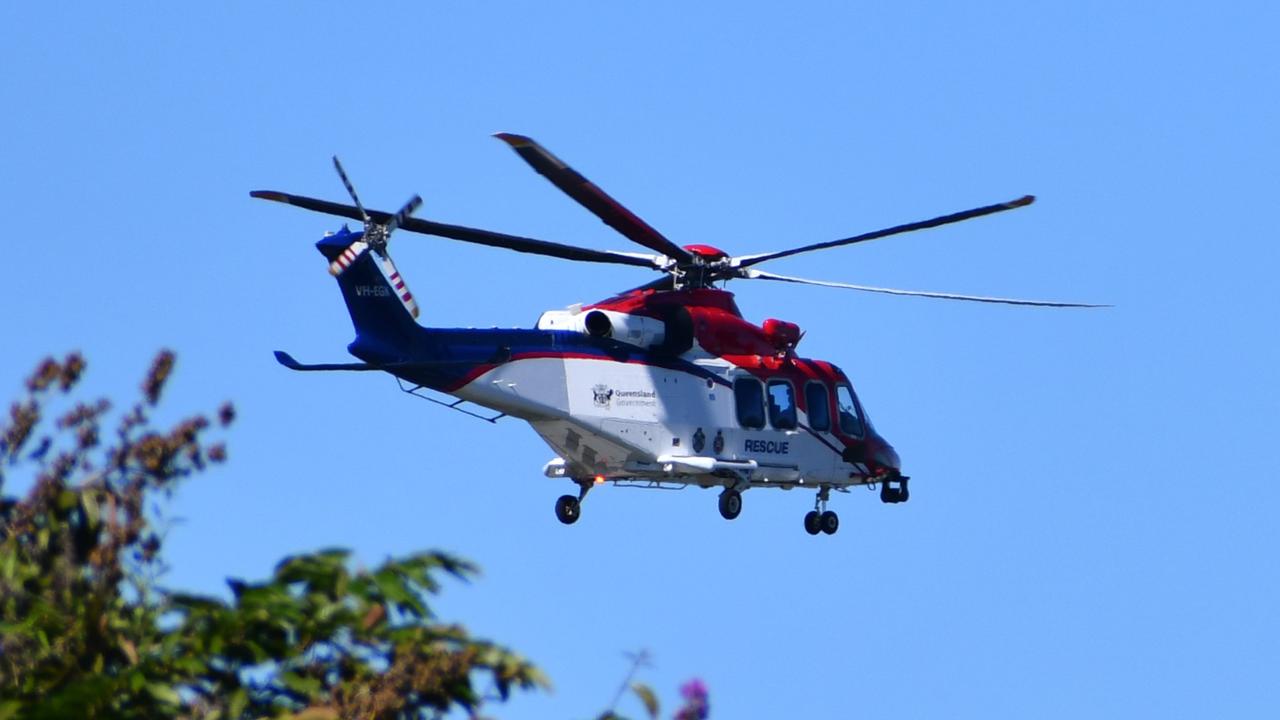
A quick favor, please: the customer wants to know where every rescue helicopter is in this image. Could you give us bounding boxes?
[252,133,1103,535]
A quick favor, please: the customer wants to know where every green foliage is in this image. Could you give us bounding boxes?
[627,682,660,720]
[172,548,544,718]
[0,353,545,719]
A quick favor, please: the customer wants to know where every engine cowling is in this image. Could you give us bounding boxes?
[537,308,666,349]
[763,318,802,350]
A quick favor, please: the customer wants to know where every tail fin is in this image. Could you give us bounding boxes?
[316,227,420,356]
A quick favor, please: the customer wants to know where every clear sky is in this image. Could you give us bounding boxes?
[3,2,1278,717]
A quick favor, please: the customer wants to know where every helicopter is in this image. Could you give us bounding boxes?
[252,133,1103,535]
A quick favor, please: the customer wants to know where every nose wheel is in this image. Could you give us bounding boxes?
[804,487,839,535]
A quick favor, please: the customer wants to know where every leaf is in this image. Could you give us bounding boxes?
[119,638,138,665]
[145,683,182,706]
[276,550,349,593]
[228,688,249,719]
[0,701,20,720]
[631,682,660,720]
[285,708,339,720]
[56,489,78,511]
[169,591,225,611]
[173,654,207,676]
[278,671,322,698]
[361,603,386,630]
[373,568,426,617]
[79,490,100,528]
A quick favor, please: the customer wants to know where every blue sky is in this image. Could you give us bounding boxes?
[3,2,1278,717]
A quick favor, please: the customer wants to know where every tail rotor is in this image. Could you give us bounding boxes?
[328,156,422,318]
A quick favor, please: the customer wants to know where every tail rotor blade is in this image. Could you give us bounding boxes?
[386,194,423,235]
[332,156,370,223]
[378,254,420,319]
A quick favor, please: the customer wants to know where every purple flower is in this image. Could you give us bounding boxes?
[674,678,709,720]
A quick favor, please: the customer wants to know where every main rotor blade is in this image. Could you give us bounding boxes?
[735,195,1036,269]
[494,133,694,264]
[250,190,662,269]
[744,269,1109,307]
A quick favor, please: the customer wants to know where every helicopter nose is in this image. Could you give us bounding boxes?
[845,433,901,471]
[875,442,901,471]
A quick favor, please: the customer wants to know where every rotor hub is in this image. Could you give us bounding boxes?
[682,244,729,262]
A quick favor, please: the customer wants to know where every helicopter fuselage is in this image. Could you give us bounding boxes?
[332,235,901,495]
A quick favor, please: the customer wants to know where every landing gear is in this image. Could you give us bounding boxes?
[554,479,594,525]
[554,495,580,524]
[805,486,838,535]
[718,489,743,520]
[819,510,839,534]
[804,510,821,535]
[879,474,910,504]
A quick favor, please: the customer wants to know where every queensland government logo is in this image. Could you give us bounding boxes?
[591,384,614,408]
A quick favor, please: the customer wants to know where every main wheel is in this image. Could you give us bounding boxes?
[554,495,581,525]
[820,510,839,535]
[718,489,742,520]
[804,510,821,535]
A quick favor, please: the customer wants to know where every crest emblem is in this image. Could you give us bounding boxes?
[591,384,614,408]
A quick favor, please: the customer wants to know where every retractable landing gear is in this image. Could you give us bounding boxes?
[718,488,743,520]
[554,495,580,524]
[803,511,822,535]
[879,474,910,504]
[555,480,594,525]
[804,486,838,535]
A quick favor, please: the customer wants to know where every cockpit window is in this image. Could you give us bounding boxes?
[805,382,831,431]
[836,384,864,437]
[767,380,797,430]
[734,377,765,429]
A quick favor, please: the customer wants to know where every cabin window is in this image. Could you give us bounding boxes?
[805,382,831,431]
[836,384,864,437]
[734,377,765,429]
[767,380,797,430]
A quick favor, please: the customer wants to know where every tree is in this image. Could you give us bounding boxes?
[0,352,546,719]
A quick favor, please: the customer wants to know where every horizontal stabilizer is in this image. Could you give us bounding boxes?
[274,351,380,372]
[274,351,480,372]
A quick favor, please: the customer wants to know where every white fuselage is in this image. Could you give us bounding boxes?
[453,354,858,491]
